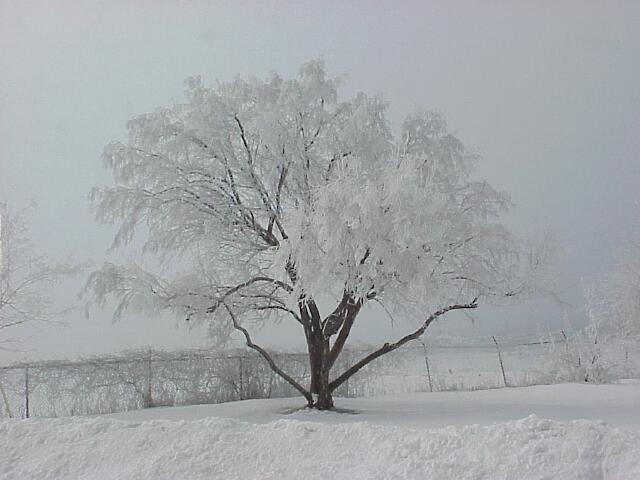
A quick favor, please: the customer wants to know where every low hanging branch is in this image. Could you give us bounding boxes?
[223,303,313,404]
[328,298,478,391]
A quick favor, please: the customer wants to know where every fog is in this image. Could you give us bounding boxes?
[1,1,639,362]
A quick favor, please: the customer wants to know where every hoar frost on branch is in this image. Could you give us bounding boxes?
[589,217,640,345]
[0,202,79,341]
[85,60,551,409]
[606,242,640,340]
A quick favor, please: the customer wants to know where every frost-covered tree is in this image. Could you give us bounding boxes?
[85,60,550,409]
[0,202,78,340]
[605,235,640,340]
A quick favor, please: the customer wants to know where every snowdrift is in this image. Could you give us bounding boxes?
[2,413,639,479]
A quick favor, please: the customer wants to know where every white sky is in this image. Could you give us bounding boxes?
[1,0,639,362]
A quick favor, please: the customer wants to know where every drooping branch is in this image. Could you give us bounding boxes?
[253,305,303,324]
[0,318,31,330]
[1,203,79,331]
[140,169,280,248]
[204,276,293,316]
[223,303,312,404]
[328,298,478,391]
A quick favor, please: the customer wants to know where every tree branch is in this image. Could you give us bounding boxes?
[254,305,303,324]
[328,298,478,391]
[234,115,288,241]
[223,303,312,404]
[204,277,293,315]
[326,295,362,368]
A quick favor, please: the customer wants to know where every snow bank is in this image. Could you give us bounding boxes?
[2,414,638,480]
[109,383,640,430]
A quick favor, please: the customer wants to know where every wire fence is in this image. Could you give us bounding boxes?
[0,333,637,419]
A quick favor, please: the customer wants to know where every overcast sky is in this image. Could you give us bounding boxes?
[1,1,639,362]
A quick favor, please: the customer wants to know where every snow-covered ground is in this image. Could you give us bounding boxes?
[2,383,639,479]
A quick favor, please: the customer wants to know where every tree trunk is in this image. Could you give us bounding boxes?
[306,319,334,410]
[315,340,334,409]
[315,380,334,410]
[308,339,322,394]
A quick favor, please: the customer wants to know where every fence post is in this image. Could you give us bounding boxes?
[24,367,30,418]
[624,344,629,375]
[238,355,244,400]
[560,329,572,367]
[267,369,274,398]
[0,376,12,418]
[419,340,433,392]
[492,336,508,388]
[145,349,153,408]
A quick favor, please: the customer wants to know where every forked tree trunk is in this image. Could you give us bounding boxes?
[228,297,478,411]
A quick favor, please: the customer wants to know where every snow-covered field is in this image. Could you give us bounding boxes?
[2,383,639,479]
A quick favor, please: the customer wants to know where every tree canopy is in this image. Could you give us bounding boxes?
[86,60,550,408]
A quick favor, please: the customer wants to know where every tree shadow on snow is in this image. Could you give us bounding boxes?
[278,405,361,415]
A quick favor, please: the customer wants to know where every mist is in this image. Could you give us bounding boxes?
[1,0,639,362]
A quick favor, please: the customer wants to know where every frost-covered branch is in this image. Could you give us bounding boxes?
[329,299,478,391]
[0,202,80,337]
[223,304,312,404]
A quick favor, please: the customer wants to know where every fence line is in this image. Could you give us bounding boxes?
[0,332,636,419]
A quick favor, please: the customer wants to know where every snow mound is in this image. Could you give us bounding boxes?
[1,414,638,480]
